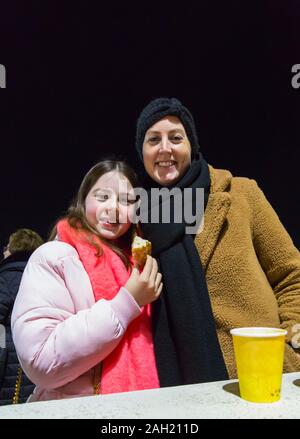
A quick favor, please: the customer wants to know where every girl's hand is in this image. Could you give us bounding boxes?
[125,256,163,307]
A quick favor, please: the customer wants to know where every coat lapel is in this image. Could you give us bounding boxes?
[195,167,232,271]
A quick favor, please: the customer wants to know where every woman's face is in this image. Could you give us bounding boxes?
[85,171,136,240]
[142,116,192,186]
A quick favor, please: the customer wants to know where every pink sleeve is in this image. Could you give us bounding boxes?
[11,243,141,390]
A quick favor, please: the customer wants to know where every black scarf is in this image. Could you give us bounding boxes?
[140,157,229,386]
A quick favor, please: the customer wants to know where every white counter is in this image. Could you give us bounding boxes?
[0,372,299,419]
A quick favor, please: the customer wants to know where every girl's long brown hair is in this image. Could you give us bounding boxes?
[49,160,139,270]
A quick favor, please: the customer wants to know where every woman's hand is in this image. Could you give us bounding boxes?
[125,256,163,307]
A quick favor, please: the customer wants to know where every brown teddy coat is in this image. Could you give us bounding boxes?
[195,165,300,378]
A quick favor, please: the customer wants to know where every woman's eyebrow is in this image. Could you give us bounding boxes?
[146,130,160,135]
[169,129,185,135]
[146,128,185,135]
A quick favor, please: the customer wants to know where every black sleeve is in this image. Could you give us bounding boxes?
[0,276,12,326]
[0,277,10,388]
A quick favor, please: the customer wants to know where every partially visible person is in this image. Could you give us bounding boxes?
[0,228,44,405]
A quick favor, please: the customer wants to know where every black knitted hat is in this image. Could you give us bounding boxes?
[135,97,200,161]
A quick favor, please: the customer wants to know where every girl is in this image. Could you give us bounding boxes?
[11,160,163,401]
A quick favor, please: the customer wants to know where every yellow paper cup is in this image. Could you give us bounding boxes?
[230,327,287,403]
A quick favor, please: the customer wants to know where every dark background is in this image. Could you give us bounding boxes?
[1,1,300,250]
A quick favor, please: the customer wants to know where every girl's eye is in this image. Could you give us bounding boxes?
[119,195,137,206]
[95,194,109,201]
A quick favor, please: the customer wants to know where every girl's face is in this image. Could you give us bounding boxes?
[142,115,192,186]
[85,171,136,240]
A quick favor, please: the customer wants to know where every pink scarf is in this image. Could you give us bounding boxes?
[57,219,159,394]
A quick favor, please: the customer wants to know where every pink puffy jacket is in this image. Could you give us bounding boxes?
[11,241,141,402]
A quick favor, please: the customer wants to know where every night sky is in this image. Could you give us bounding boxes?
[1,1,300,250]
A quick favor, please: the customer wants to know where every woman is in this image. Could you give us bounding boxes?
[135,97,300,387]
[12,160,162,401]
